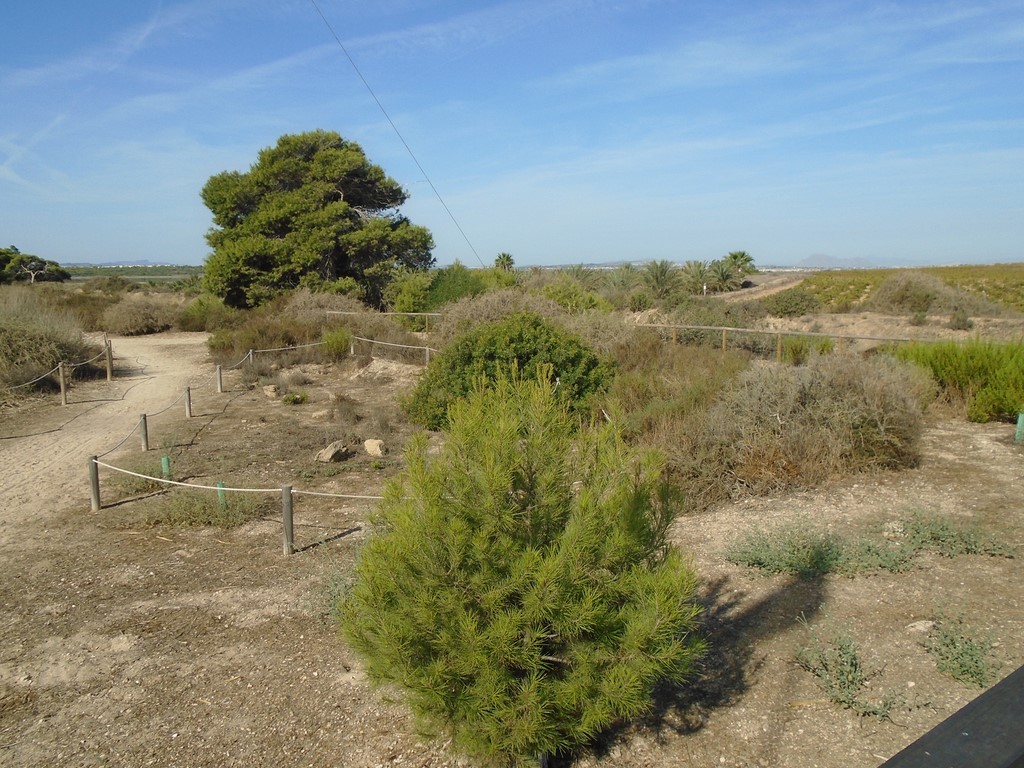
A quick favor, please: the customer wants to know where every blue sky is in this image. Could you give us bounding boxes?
[2,0,1022,268]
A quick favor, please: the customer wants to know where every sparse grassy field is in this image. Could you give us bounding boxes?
[798,263,1024,314]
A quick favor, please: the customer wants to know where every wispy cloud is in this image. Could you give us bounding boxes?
[0,0,249,90]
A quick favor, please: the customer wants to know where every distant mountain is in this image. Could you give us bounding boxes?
[795,254,878,269]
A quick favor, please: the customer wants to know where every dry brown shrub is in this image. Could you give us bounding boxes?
[661,353,934,507]
[100,294,179,336]
[282,288,365,325]
[430,289,566,345]
[867,272,1003,317]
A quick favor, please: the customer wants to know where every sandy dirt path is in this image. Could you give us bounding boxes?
[0,333,214,543]
[1,334,214,532]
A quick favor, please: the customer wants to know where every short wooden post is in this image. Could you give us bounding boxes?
[215,365,223,394]
[282,485,294,555]
[837,336,845,353]
[721,329,728,352]
[671,327,678,344]
[105,341,114,381]
[140,414,149,452]
[776,333,783,362]
[349,339,355,357]
[425,346,431,365]
[184,387,192,418]
[88,456,101,512]
[59,362,68,406]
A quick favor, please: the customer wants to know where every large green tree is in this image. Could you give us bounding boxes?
[0,246,69,284]
[201,130,434,308]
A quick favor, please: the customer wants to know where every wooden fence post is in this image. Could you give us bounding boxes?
[184,387,192,419]
[776,333,783,362]
[215,365,223,394]
[721,329,728,352]
[282,485,294,555]
[59,362,68,406]
[105,341,114,381]
[140,414,149,452]
[89,456,101,512]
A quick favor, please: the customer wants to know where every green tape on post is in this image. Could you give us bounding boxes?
[161,455,171,479]
[1016,412,1024,443]
[217,481,227,509]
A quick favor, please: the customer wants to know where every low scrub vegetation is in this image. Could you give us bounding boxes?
[891,339,1024,422]
[0,286,103,391]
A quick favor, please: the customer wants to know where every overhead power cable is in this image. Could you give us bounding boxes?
[308,0,486,268]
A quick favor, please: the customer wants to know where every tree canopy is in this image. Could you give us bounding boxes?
[201,130,434,308]
[0,246,69,284]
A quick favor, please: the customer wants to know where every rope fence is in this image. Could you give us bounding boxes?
[2,339,114,398]
[637,323,915,360]
[89,457,382,555]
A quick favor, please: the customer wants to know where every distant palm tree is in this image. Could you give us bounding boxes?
[708,260,740,293]
[642,260,680,299]
[680,260,710,294]
[606,263,639,291]
[725,250,755,276]
[564,263,600,290]
[494,252,514,271]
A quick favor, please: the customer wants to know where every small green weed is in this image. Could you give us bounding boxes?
[283,391,308,405]
[141,489,268,529]
[902,511,1011,557]
[796,630,902,720]
[925,614,998,688]
[726,525,843,578]
[728,511,1009,579]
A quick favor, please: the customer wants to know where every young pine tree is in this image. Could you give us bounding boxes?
[341,373,705,766]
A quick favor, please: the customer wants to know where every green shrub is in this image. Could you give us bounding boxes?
[760,287,822,318]
[781,334,834,365]
[425,262,486,309]
[541,278,612,314]
[322,327,353,361]
[342,375,705,766]
[891,339,1024,422]
[176,293,238,331]
[604,332,748,442]
[406,312,613,430]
